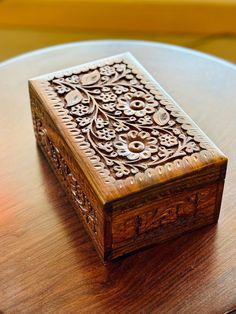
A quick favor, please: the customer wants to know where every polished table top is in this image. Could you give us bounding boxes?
[0,40,236,313]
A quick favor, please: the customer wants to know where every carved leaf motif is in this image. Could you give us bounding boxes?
[153,108,170,126]
[81,70,100,85]
[65,90,83,107]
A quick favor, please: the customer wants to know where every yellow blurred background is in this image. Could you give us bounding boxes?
[0,0,236,63]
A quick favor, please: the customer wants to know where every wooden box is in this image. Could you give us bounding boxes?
[29,53,227,262]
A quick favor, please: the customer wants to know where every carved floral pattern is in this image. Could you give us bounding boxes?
[44,57,203,180]
[32,108,97,233]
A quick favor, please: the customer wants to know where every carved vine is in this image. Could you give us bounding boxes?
[47,61,202,180]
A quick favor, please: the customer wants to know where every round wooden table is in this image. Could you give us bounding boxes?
[0,40,236,313]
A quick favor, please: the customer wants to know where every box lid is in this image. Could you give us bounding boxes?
[29,53,227,207]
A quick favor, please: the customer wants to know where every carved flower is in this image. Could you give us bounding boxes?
[185,141,200,153]
[100,65,116,76]
[76,117,91,126]
[102,102,116,112]
[112,121,129,132]
[95,117,109,129]
[98,92,117,103]
[52,78,64,84]
[112,85,129,95]
[158,146,174,158]
[55,85,71,94]
[114,63,126,73]
[159,134,178,147]
[114,164,130,178]
[114,130,157,160]
[97,142,113,153]
[65,75,80,84]
[97,128,116,140]
[70,105,89,117]
[138,116,153,125]
[116,91,157,117]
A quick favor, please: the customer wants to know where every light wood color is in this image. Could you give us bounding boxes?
[0,40,236,312]
[0,0,236,34]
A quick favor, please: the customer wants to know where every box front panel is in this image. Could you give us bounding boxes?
[111,181,223,259]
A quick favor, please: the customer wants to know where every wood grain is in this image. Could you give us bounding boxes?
[0,40,236,313]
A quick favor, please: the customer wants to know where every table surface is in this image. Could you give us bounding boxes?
[0,40,236,314]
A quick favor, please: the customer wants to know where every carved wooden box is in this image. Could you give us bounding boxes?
[29,53,227,262]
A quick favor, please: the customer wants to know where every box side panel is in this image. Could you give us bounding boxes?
[29,87,112,261]
[110,177,225,260]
